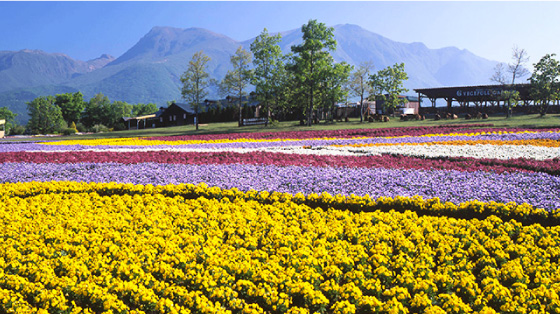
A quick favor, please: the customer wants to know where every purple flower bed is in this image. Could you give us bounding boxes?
[2,162,559,211]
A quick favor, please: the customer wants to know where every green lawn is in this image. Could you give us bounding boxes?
[9,113,560,141]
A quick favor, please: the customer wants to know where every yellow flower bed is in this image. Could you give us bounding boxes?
[38,136,370,146]
[1,182,560,313]
[38,130,560,147]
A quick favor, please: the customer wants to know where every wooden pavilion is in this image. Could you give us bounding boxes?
[414,84,534,111]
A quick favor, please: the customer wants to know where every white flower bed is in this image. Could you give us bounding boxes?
[257,144,560,160]
[28,144,560,160]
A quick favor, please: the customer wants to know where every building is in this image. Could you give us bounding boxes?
[157,102,196,127]
[363,95,420,115]
[122,114,157,130]
[414,84,533,110]
[120,95,263,130]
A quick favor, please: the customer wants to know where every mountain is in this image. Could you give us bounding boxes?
[0,24,500,123]
[65,26,240,106]
[242,24,497,91]
[0,50,114,93]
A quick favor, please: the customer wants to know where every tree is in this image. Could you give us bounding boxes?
[220,46,253,127]
[530,53,560,116]
[508,46,530,85]
[181,51,213,130]
[82,93,111,128]
[108,101,133,130]
[369,63,409,113]
[368,72,385,114]
[320,61,353,122]
[250,28,283,126]
[349,61,374,122]
[490,62,508,85]
[0,107,17,135]
[26,96,65,134]
[290,19,337,126]
[273,54,300,121]
[54,92,85,126]
[490,46,530,118]
[132,103,158,116]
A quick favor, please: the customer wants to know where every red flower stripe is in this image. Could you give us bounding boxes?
[2,150,559,175]
[142,124,506,141]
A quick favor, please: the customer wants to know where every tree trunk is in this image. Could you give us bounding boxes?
[195,107,199,130]
[359,94,364,123]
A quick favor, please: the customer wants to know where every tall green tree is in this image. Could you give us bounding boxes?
[349,61,374,122]
[250,28,283,126]
[530,53,560,116]
[27,96,65,134]
[220,46,253,127]
[290,19,337,126]
[54,92,85,126]
[0,107,17,135]
[132,103,158,116]
[82,93,111,128]
[274,55,299,121]
[320,62,353,122]
[368,63,409,113]
[108,101,133,130]
[181,50,213,130]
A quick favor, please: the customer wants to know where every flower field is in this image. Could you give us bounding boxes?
[1,124,560,314]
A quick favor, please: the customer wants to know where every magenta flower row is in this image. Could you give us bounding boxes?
[143,124,513,141]
[2,150,559,175]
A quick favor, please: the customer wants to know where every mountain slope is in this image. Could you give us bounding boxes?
[0,50,113,93]
[65,26,241,104]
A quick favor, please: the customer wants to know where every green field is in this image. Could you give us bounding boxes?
[8,113,560,141]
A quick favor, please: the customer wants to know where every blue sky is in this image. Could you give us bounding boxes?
[1,1,559,69]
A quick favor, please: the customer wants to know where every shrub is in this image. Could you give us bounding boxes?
[8,124,26,135]
[92,124,110,133]
[75,122,87,133]
[62,128,77,136]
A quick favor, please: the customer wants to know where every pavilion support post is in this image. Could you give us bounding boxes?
[418,93,422,115]
[445,98,452,112]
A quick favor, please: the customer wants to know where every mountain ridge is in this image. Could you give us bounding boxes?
[0,24,499,123]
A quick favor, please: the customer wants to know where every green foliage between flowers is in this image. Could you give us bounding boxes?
[4,181,557,226]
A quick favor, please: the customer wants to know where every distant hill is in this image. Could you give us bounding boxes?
[0,50,113,93]
[0,24,499,123]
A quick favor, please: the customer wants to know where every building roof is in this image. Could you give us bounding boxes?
[122,114,156,122]
[170,102,196,114]
[414,83,532,101]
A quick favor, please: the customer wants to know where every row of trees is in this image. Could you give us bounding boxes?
[24,92,158,135]
[180,19,409,128]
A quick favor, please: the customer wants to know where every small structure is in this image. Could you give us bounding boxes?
[0,119,5,138]
[122,114,156,130]
[363,95,419,116]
